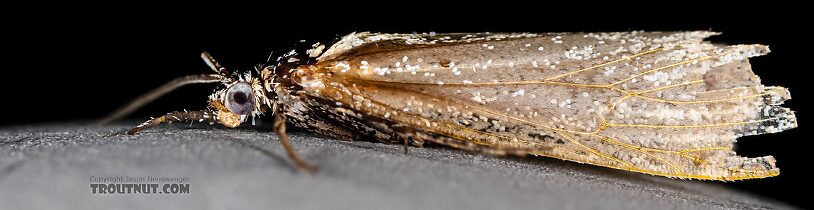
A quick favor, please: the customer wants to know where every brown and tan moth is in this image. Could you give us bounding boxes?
[102,31,797,180]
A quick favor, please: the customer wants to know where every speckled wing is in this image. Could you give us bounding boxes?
[304,31,797,180]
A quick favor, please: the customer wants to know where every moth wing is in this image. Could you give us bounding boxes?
[317,32,541,62]
[305,31,796,180]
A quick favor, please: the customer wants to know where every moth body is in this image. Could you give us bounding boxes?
[106,31,797,180]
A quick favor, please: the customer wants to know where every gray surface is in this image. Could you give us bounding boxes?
[0,122,796,210]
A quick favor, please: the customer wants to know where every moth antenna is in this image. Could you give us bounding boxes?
[201,51,229,75]
[266,51,274,63]
[99,74,224,125]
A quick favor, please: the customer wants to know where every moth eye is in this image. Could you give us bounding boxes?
[225,82,255,115]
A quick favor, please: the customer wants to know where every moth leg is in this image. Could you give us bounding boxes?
[127,110,217,135]
[396,126,411,154]
[99,74,223,125]
[403,133,409,154]
[390,124,424,154]
[274,111,316,174]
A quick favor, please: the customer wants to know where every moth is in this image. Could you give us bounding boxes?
[102,31,797,180]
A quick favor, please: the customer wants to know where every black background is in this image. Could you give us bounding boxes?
[5,4,810,208]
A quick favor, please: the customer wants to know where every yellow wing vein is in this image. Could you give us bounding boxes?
[593,133,713,169]
[632,93,771,105]
[607,56,712,87]
[543,48,664,81]
[605,117,781,129]
[555,132,634,168]
[634,80,705,95]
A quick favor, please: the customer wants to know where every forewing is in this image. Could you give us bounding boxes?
[303,31,796,180]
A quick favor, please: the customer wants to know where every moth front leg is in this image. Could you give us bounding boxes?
[274,111,316,174]
[127,110,218,135]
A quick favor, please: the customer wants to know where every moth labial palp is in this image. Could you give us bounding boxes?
[104,31,797,180]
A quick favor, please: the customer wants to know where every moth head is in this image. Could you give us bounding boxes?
[209,73,269,128]
[202,52,272,128]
